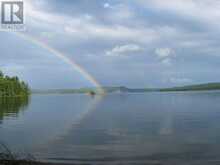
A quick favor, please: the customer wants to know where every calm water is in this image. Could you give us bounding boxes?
[1,92,220,164]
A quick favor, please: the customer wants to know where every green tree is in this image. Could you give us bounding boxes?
[0,71,3,78]
[0,70,29,97]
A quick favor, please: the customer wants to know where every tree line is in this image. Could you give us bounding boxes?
[0,70,30,97]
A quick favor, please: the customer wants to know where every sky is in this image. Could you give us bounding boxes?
[1,0,220,89]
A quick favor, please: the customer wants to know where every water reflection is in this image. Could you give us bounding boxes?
[0,96,29,122]
[1,92,220,164]
[34,92,220,164]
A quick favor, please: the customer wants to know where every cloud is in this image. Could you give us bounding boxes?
[26,1,158,44]
[104,3,134,21]
[170,77,192,84]
[160,58,172,66]
[155,48,174,59]
[155,48,175,66]
[64,23,157,43]
[3,0,220,88]
[138,0,220,27]
[106,44,143,56]
[103,3,111,9]
[26,0,220,45]
[26,1,66,25]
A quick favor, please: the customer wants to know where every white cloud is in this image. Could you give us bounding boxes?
[105,3,134,21]
[155,48,174,58]
[106,44,143,56]
[84,14,93,21]
[113,4,133,19]
[103,3,111,9]
[65,23,158,43]
[155,48,175,66]
[25,0,158,43]
[138,0,220,27]
[161,58,172,66]
[25,0,172,49]
[170,77,192,84]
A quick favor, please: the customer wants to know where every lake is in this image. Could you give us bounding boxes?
[1,92,220,164]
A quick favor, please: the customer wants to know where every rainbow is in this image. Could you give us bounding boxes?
[12,32,106,134]
[14,32,105,94]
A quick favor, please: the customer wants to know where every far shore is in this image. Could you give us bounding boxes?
[31,82,220,95]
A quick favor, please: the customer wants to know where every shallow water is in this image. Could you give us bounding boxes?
[1,92,220,164]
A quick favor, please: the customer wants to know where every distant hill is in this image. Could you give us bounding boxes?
[32,88,92,94]
[101,86,157,93]
[32,83,220,94]
[160,83,220,92]
[32,86,157,94]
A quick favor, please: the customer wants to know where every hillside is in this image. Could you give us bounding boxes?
[160,83,220,92]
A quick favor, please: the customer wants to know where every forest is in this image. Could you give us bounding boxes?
[0,70,30,97]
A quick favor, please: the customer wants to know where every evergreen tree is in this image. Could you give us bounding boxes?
[0,70,29,97]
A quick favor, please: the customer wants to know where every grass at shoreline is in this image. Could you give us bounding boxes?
[0,143,75,165]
